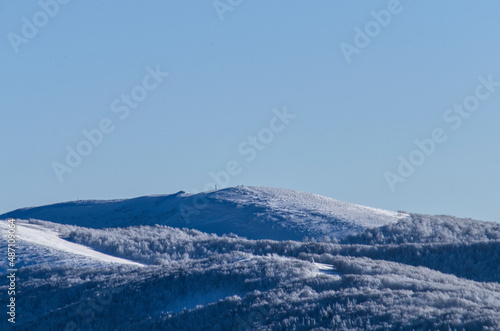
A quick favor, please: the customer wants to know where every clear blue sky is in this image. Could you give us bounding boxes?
[1,0,499,222]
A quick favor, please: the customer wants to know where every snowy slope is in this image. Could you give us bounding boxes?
[2,217,500,330]
[0,186,407,240]
[1,187,500,330]
[0,220,143,270]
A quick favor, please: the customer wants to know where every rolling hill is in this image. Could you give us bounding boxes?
[0,186,408,241]
[1,187,499,330]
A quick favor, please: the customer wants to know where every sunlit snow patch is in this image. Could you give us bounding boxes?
[313,262,341,277]
[0,220,144,267]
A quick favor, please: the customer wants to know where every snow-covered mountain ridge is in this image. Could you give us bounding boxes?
[2,187,500,330]
[0,186,408,241]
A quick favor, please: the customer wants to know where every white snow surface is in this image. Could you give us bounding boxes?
[0,220,143,267]
[0,186,408,241]
[1,187,500,330]
[213,186,406,231]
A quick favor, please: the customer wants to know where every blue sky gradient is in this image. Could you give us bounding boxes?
[1,0,499,222]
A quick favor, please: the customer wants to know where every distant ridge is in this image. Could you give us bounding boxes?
[0,186,407,241]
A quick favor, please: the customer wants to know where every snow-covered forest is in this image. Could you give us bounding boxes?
[1,187,499,330]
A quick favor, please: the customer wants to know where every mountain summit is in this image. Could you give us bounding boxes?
[1,187,500,330]
[0,186,407,241]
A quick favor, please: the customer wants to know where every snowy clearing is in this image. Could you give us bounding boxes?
[0,220,144,267]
